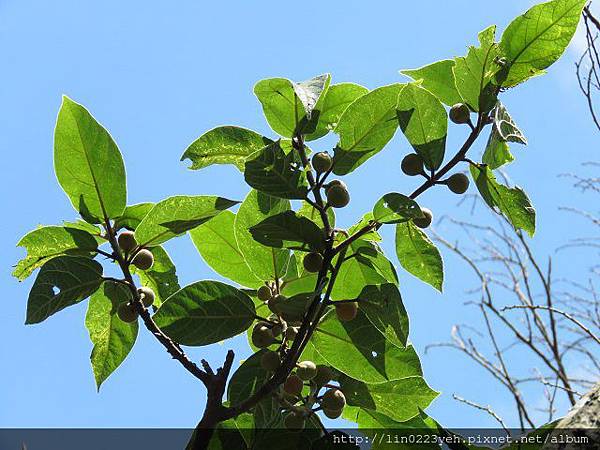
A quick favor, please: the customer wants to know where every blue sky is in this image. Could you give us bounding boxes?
[1,0,598,430]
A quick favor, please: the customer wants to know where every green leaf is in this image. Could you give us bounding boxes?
[244,141,308,200]
[331,239,398,301]
[482,102,525,169]
[395,222,444,292]
[358,284,409,349]
[470,165,536,236]
[135,195,238,247]
[297,200,335,230]
[453,26,503,113]
[153,281,256,346]
[401,60,463,106]
[130,246,179,309]
[14,226,99,281]
[339,375,438,423]
[249,211,325,252]
[492,102,527,144]
[372,193,422,224]
[396,83,447,170]
[54,96,126,222]
[482,130,514,170]
[253,74,330,138]
[234,190,292,282]
[62,220,106,242]
[347,213,382,242]
[85,281,138,390]
[190,210,262,288]
[227,350,270,406]
[280,253,319,297]
[114,203,155,231]
[26,256,103,324]
[182,126,273,172]
[500,0,586,87]
[308,310,422,383]
[305,82,369,141]
[333,84,403,175]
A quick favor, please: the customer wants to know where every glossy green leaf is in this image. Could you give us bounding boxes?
[483,130,514,170]
[453,26,504,113]
[395,222,444,292]
[135,195,238,247]
[297,200,335,230]
[249,211,325,252]
[85,281,138,390]
[114,203,155,231]
[182,126,273,171]
[305,82,369,141]
[347,213,382,242]
[308,310,422,383]
[14,226,99,281]
[153,281,256,346]
[227,350,270,406]
[254,74,330,138]
[471,165,536,236]
[130,246,179,309]
[280,253,319,297]
[501,0,586,87]
[396,83,447,170]
[26,256,103,324]
[339,375,438,423]
[333,84,403,175]
[190,210,262,288]
[373,193,423,224]
[62,220,105,241]
[331,239,398,301]
[244,141,308,200]
[54,96,126,222]
[358,284,409,349]
[401,60,463,106]
[234,190,292,282]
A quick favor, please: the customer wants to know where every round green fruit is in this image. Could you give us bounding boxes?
[117,230,137,253]
[270,323,283,337]
[132,249,154,270]
[322,388,346,411]
[296,360,317,381]
[257,285,272,302]
[303,252,323,273]
[138,286,155,308]
[449,103,471,125]
[447,173,470,194]
[335,302,358,322]
[251,324,275,348]
[312,152,333,173]
[283,412,305,431]
[260,350,281,372]
[313,365,333,386]
[117,302,138,323]
[401,154,424,176]
[326,184,350,209]
[283,374,304,397]
[268,294,287,315]
[413,207,433,229]
[323,408,343,419]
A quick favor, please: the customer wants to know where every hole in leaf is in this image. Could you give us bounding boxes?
[52,286,61,296]
[371,351,378,358]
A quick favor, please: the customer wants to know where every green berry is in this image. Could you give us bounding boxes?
[117,302,138,323]
[283,412,305,431]
[283,374,304,397]
[401,154,424,176]
[257,285,272,302]
[326,184,350,208]
[132,249,154,270]
[117,230,137,253]
[303,252,323,273]
[313,365,333,386]
[322,388,346,411]
[138,286,155,308]
[323,408,343,419]
[312,152,333,173]
[413,207,433,229]
[260,350,281,372]
[335,302,358,322]
[251,324,274,348]
[449,103,471,125]
[270,323,283,337]
[268,294,287,315]
[447,173,470,194]
[297,360,317,381]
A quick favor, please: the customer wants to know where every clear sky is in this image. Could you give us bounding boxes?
[1,0,598,430]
